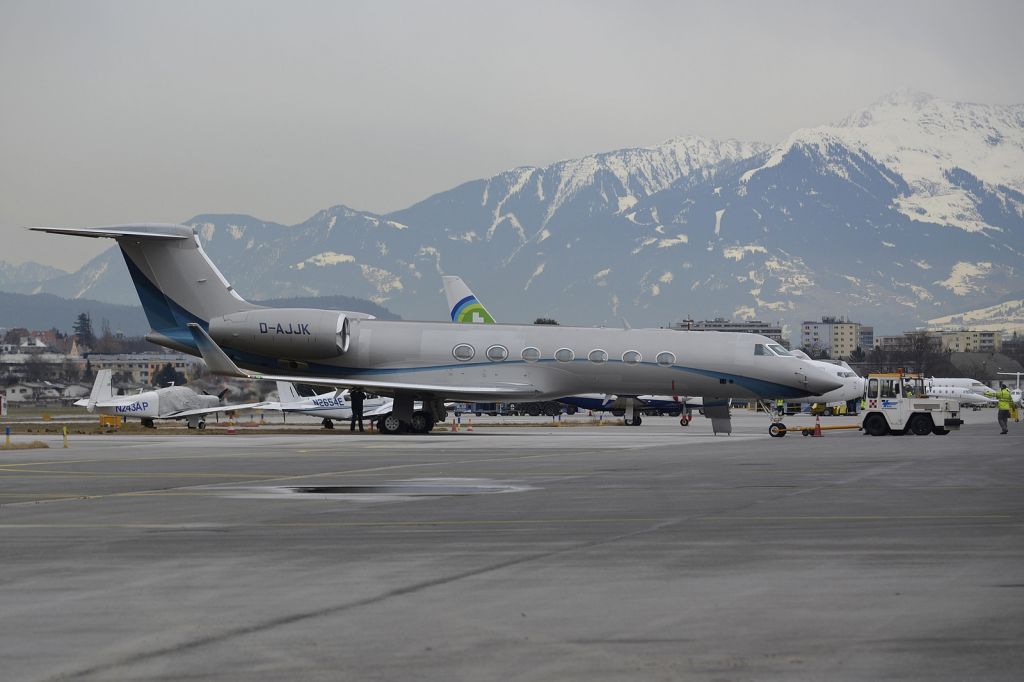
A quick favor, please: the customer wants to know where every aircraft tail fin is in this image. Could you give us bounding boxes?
[442,275,496,324]
[30,224,257,349]
[88,369,114,409]
[276,381,302,403]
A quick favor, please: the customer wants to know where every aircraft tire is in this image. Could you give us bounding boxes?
[410,411,432,434]
[141,418,155,429]
[769,423,785,438]
[198,421,206,430]
[633,415,642,426]
[378,413,402,434]
[322,418,334,430]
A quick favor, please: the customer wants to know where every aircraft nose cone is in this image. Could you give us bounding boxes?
[803,365,843,395]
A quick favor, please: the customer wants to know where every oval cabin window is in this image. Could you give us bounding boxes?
[486,345,509,362]
[656,351,676,367]
[554,348,575,363]
[588,349,608,364]
[452,344,475,362]
[521,347,541,362]
[622,350,642,365]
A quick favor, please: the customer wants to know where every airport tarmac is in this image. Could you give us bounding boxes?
[2,409,1022,681]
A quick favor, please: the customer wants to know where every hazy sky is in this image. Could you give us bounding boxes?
[2,0,1022,269]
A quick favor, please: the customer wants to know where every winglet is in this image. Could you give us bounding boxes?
[186,323,249,378]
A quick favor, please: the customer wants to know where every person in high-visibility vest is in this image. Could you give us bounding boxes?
[775,398,785,417]
[985,383,1014,434]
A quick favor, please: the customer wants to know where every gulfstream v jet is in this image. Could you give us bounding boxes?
[31,224,841,434]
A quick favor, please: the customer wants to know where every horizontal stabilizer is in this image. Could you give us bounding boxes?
[28,224,193,240]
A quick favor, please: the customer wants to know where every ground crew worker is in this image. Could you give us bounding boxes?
[985,383,1014,434]
[349,387,365,432]
[775,398,785,418]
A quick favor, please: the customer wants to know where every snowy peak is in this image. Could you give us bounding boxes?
[741,91,1024,232]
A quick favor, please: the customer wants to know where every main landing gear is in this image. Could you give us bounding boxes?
[376,410,436,434]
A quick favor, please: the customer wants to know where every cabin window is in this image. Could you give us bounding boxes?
[656,351,676,367]
[880,379,898,398]
[622,350,642,365]
[587,349,608,364]
[452,344,475,362]
[754,344,771,356]
[486,345,509,362]
[554,348,575,363]
[521,347,541,362]
[868,378,878,398]
[767,344,792,356]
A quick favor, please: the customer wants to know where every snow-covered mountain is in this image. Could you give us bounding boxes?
[6,91,1023,336]
[0,261,68,293]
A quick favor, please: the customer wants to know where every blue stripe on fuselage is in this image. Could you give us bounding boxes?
[212,353,816,399]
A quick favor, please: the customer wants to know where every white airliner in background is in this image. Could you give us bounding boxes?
[259,381,393,428]
[788,350,864,409]
[76,369,260,429]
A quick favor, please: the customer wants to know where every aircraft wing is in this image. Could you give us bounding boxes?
[186,323,538,398]
[164,402,267,419]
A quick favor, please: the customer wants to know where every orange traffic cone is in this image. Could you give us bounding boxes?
[467,419,474,432]
[450,420,459,432]
[812,415,823,437]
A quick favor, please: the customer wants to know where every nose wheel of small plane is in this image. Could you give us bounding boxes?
[198,420,206,430]
[769,422,786,438]
[321,418,334,429]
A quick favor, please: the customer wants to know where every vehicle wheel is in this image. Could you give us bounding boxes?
[769,423,785,438]
[910,414,933,436]
[198,421,206,430]
[321,418,334,430]
[824,407,834,417]
[863,414,889,437]
[410,411,432,434]
[378,413,402,434]
[633,415,642,426]
[679,415,690,427]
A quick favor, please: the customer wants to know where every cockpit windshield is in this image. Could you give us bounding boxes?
[754,343,794,357]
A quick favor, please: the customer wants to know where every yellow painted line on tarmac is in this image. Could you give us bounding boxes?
[704,514,1014,521]
[0,469,285,478]
[0,517,669,529]
[0,513,1016,531]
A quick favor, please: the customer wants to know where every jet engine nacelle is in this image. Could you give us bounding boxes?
[208,308,351,359]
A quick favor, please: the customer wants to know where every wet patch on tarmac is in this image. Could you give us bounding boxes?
[204,478,534,501]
